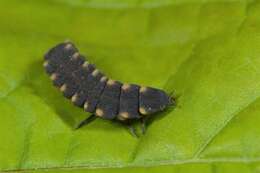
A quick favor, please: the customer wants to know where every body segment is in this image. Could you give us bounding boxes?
[118,84,140,120]
[84,75,108,113]
[95,80,122,119]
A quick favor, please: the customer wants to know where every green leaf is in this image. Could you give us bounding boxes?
[1,0,260,172]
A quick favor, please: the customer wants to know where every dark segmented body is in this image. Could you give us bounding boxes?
[119,84,140,120]
[95,80,122,119]
[44,42,172,123]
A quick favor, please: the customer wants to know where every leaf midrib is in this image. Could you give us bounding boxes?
[2,157,260,173]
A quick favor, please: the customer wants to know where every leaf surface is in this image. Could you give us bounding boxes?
[0,0,260,172]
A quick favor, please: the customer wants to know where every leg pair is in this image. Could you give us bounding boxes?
[126,118,148,137]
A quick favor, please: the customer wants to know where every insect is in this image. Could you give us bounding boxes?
[43,41,175,137]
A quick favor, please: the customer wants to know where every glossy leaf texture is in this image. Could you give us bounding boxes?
[0,0,260,172]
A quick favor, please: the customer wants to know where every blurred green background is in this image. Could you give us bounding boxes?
[1,0,260,172]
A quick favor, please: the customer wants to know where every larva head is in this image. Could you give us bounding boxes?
[139,87,173,116]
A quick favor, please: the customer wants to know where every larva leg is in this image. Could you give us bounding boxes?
[141,117,148,134]
[76,114,97,129]
[127,124,138,138]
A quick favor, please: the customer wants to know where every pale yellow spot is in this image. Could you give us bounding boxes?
[117,116,126,121]
[84,102,89,110]
[107,79,115,86]
[72,52,80,59]
[95,108,104,117]
[100,76,107,82]
[64,43,72,50]
[119,112,129,119]
[91,69,99,76]
[139,107,147,115]
[60,84,67,92]
[122,84,130,91]
[140,87,147,93]
[50,73,57,81]
[82,61,89,68]
[71,93,78,103]
[43,61,49,67]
